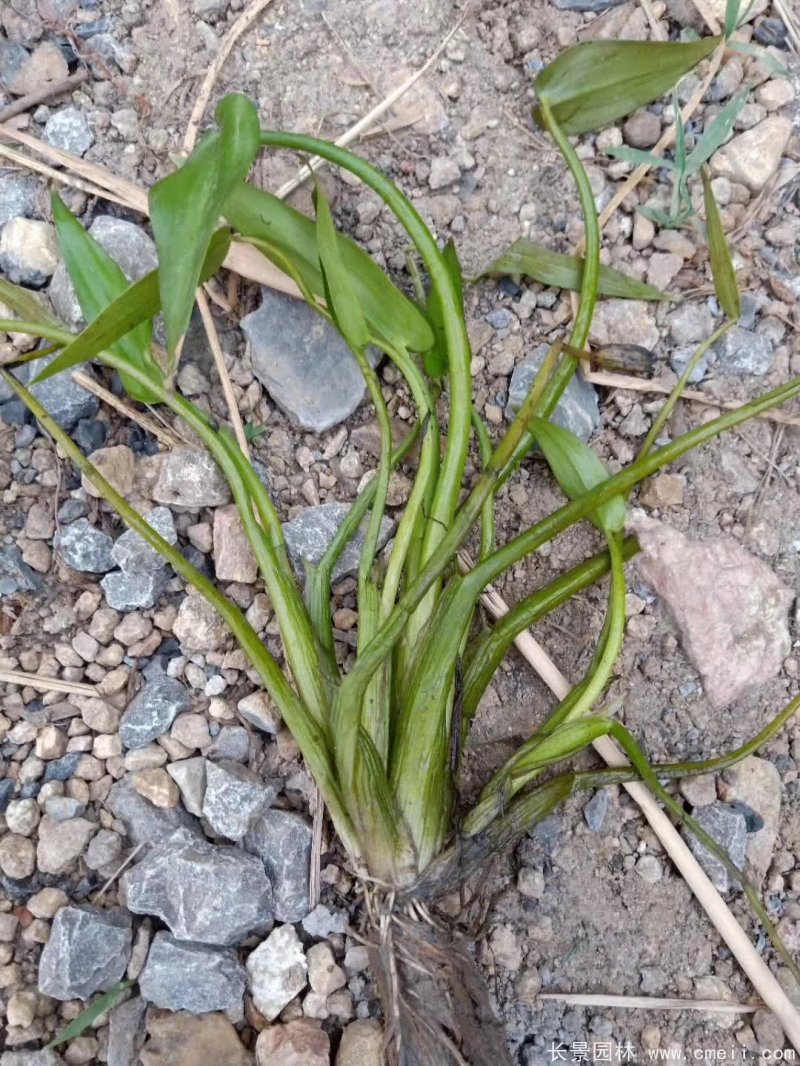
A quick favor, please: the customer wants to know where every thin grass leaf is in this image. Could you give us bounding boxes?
[51,191,159,403]
[480,240,673,301]
[33,229,231,385]
[605,145,676,169]
[686,90,747,173]
[150,93,260,360]
[313,179,369,352]
[727,40,788,75]
[701,167,740,321]
[533,37,720,135]
[0,278,59,326]
[725,0,742,37]
[530,417,626,533]
[424,239,463,377]
[46,980,135,1048]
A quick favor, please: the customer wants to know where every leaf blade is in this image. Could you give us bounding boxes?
[0,277,59,326]
[46,980,135,1049]
[685,90,747,173]
[313,179,369,352]
[701,166,740,321]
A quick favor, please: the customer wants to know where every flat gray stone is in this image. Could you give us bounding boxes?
[0,41,30,88]
[0,545,41,596]
[0,176,39,226]
[152,448,231,509]
[43,107,94,157]
[105,777,201,847]
[38,904,131,1001]
[122,828,272,945]
[301,904,349,938]
[506,344,600,442]
[242,286,378,433]
[245,809,312,922]
[111,507,176,575]
[583,789,609,833]
[106,996,146,1066]
[206,726,250,763]
[283,502,394,583]
[50,215,158,327]
[120,676,190,750]
[1,1053,65,1066]
[100,569,168,611]
[55,518,115,573]
[26,353,99,430]
[713,326,774,376]
[202,760,277,841]
[685,803,748,893]
[139,931,246,1014]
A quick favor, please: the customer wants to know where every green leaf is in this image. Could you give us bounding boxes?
[46,980,135,1048]
[605,145,676,169]
[0,278,59,326]
[224,182,434,354]
[423,239,463,377]
[313,180,369,352]
[51,191,159,403]
[533,37,720,135]
[33,228,231,385]
[725,0,742,37]
[149,93,260,360]
[480,239,674,301]
[727,40,788,75]
[530,417,626,533]
[685,90,747,173]
[701,167,740,321]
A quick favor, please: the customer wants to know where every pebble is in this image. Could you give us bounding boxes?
[283,502,395,583]
[107,996,146,1066]
[307,941,347,995]
[36,815,96,873]
[120,675,190,749]
[639,474,685,508]
[710,116,791,192]
[166,757,206,815]
[111,506,177,574]
[0,219,59,286]
[132,767,179,808]
[245,809,313,922]
[26,353,99,430]
[170,712,211,751]
[0,176,39,226]
[428,156,461,189]
[685,803,747,892]
[670,345,710,382]
[137,1011,251,1066]
[43,107,95,157]
[100,569,168,611]
[138,931,246,1014]
[302,904,349,938]
[590,299,660,351]
[719,756,781,884]
[37,904,131,1000]
[55,518,115,573]
[636,854,663,883]
[583,789,609,832]
[153,448,231,508]
[172,592,228,651]
[623,110,661,149]
[712,326,774,376]
[507,344,600,442]
[632,514,792,708]
[202,759,276,841]
[242,287,379,433]
[237,691,282,734]
[6,41,66,95]
[647,251,683,290]
[5,798,39,835]
[85,828,122,870]
[122,827,272,944]
[0,546,41,596]
[255,1020,329,1066]
[0,834,35,878]
[213,504,257,583]
[246,923,308,1021]
[81,445,135,498]
[679,773,717,808]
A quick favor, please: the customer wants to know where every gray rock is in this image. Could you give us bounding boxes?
[111,506,176,574]
[242,286,379,433]
[101,569,168,611]
[551,0,626,8]
[713,326,774,376]
[50,216,158,327]
[202,760,277,841]
[685,803,747,892]
[0,176,39,226]
[670,345,710,383]
[301,904,349,938]
[120,676,190,749]
[26,353,99,430]
[583,789,609,833]
[43,107,94,157]
[245,809,312,922]
[105,777,201,847]
[1,1054,64,1066]
[0,545,41,596]
[283,502,395,583]
[0,41,30,88]
[506,344,600,442]
[55,518,115,573]
[38,904,131,1001]
[139,931,246,1014]
[206,725,250,762]
[667,303,715,346]
[152,447,231,508]
[85,828,122,871]
[106,996,146,1066]
[122,828,273,944]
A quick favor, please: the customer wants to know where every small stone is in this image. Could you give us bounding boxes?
[756,79,794,112]
[139,931,246,1014]
[7,989,37,1029]
[632,213,655,250]
[43,107,94,157]
[122,827,272,944]
[307,942,346,995]
[719,756,781,884]
[639,474,685,508]
[206,725,249,762]
[153,448,231,508]
[636,854,663,883]
[7,42,67,95]
[120,676,190,749]
[0,1055,65,1066]
[0,176,39,227]
[81,446,135,498]
[111,507,177,574]
[591,299,660,351]
[138,1011,251,1066]
[35,724,67,760]
[753,1009,785,1051]
[712,326,774,376]
[517,867,545,899]
[107,997,146,1066]
[38,905,131,1000]
[245,809,313,922]
[105,776,200,846]
[507,344,599,441]
[679,773,717,807]
[243,287,380,433]
[685,803,747,892]
[170,713,211,751]
[283,502,394,583]
[711,116,791,192]
[85,828,122,871]
[428,156,461,189]
[132,768,179,808]
[246,924,307,1021]
[301,904,349,938]
[5,798,39,835]
[647,252,683,290]
[237,691,281,734]
[623,110,661,148]
[0,219,58,286]
[0,834,35,878]
[166,757,207,815]
[213,504,257,583]
[255,1020,329,1066]
[101,569,167,611]
[583,790,609,832]
[36,815,96,873]
[172,593,228,651]
[670,345,710,382]
[203,759,276,841]
[0,545,41,596]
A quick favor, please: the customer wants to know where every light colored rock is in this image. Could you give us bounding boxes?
[255,1020,329,1066]
[639,475,685,508]
[138,1010,251,1066]
[283,502,395,584]
[590,299,660,351]
[7,42,67,96]
[111,506,176,574]
[213,505,257,583]
[237,691,281,734]
[336,1019,384,1066]
[307,942,346,995]
[81,446,135,498]
[38,905,131,1000]
[0,834,35,879]
[246,924,307,1021]
[5,798,39,835]
[170,713,211,751]
[636,854,663,883]
[43,107,94,157]
[166,758,207,816]
[719,756,781,885]
[631,514,792,708]
[153,448,231,508]
[710,117,791,193]
[36,815,96,874]
[173,592,228,652]
[27,888,68,919]
[506,343,599,442]
[132,768,179,808]
[646,251,683,291]
[0,219,58,286]
[679,773,717,808]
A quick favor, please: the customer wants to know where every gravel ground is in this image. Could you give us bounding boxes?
[0,0,799,1063]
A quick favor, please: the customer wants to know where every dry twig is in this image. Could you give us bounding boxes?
[196,288,251,456]
[538,993,760,1014]
[0,70,89,124]
[0,668,96,695]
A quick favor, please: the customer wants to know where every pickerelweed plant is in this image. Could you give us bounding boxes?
[3,25,800,1064]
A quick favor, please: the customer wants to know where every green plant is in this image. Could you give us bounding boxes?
[5,29,800,1063]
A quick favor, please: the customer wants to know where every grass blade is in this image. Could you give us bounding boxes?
[0,278,59,326]
[701,167,741,321]
[313,179,368,352]
[605,145,676,169]
[423,239,464,377]
[725,0,742,35]
[686,91,747,174]
[46,980,135,1048]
